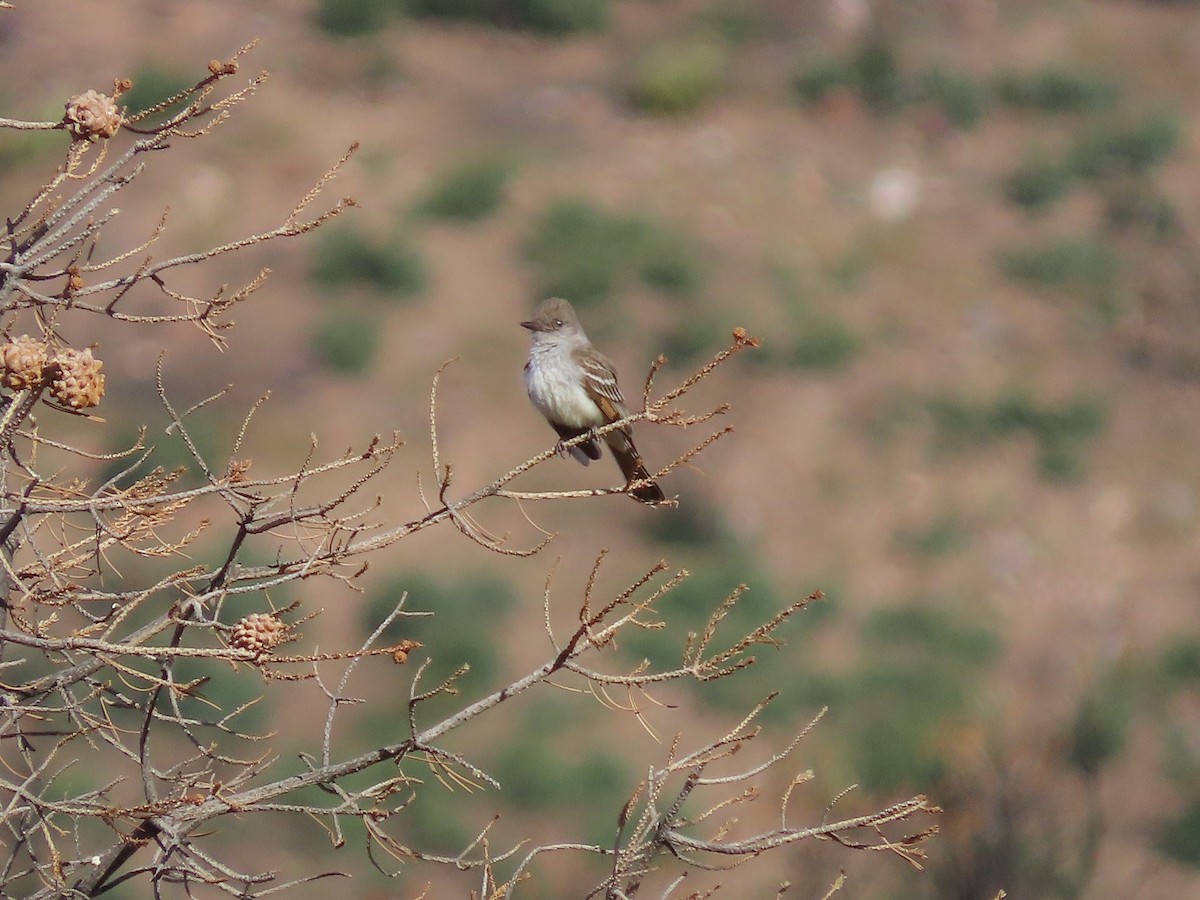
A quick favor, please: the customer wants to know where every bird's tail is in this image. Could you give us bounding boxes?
[609,436,667,505]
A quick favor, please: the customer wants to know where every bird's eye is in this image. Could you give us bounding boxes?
[553,318,564,328]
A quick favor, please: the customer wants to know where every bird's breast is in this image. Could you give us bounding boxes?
[525,347,605,429]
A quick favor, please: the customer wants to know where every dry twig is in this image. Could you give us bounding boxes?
[0,44,937,900]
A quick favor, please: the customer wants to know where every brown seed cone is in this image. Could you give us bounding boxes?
[63,89,122,141]
[1,335,50,391]
[230,612,288,655]
[49,347,105,409]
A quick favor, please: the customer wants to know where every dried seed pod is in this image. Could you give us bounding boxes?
[49,347,105,409]
[230,612,288,655]
[0,335,50,390]
[65,265,85,296]
[63,89,122,141]
[391,639,422,664]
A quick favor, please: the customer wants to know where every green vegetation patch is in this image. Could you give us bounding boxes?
[417,156,513,222]
[1104,182,1177,239]
[837,603,1000,793]
[362,571,517,699]
[525,200,702,306]
[1003,154,1076,211]
[311,313,379,375]
[1160,638,1200,686]
[998,237,1118,289]
[926,390,1107,482]
[311,224,427,298]
[993,67,1119,113]
[121,67,194,123]
[795,36,906,115]
[629,36,728,116]
[893,513,971,559]
[1066,688,1130,777]
[489,704,629,816]
[1070,110,1180,179]
[1003,111,1180,212]
[407,0,609,35]
[1157,800,1200,867]
[314,0,395,36]
[796,39,987,128]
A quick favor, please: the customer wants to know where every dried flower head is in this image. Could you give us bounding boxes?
[230,612,288,655]
[49,347,105,409]
[1,335,51,391]
[65,265,85,296]
[208,58,239,76]
[225,459,253,483]
[63,89,122,141]
[391,639,422,664]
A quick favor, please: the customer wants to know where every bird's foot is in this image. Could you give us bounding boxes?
[556,428,599,459]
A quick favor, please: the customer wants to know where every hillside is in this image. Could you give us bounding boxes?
[4,1,1200,896]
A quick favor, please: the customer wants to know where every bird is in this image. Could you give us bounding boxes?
[521,297,667,505]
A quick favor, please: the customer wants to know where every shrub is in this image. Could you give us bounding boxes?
[1070,110,1181,179]
[641,494,730,547]
[489,709,628,813]
[174,658,271,731]
[789,316,860,370]
[524,200,702,305]
[660,310,729,365]
[993,67,1119,113]
[629,36,728,116]
[615,558,799,713]
[998,237,1118,289]
[311,225,426,298]
[893,514,970,559]
[393,784,476,855]
[314,0,394,36]
[311,312,380,375]
[525,201,627,304]
[852,34,906,114]
[1003,154,1076,211]
[1066,690,1129,777]
[512,0,608,34]
[0,127,57,173]
[418,156,512,222]
[362,571,516,695]
[407,0,609,34]
[696,3,768,43]
[407,0,496,20]
[1157,801,1200,867]
[1004,113,1180,213]
[793,35,906,114]
[1104,182,1177,238]
[121,67,194,120]
[916,68,989,130]
[824,245,873,290]
[744,313,859,372]
[1000,235,1125,326]
[793,57,857,104]
[840,604,1000,793]
[926,390,1107,481]
[1161,638,1200,685]
[636,226,703,295]
[1028,397,1108,481]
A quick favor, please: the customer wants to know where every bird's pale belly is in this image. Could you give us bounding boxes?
[525,357,604,430]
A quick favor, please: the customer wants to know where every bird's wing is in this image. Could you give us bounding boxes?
[575,347,628,424]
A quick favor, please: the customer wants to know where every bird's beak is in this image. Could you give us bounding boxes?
[520,319,540,331]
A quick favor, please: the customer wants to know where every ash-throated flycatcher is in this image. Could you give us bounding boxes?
[522,297,667,505]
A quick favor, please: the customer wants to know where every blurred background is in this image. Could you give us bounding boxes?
[4,0,1200,896]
